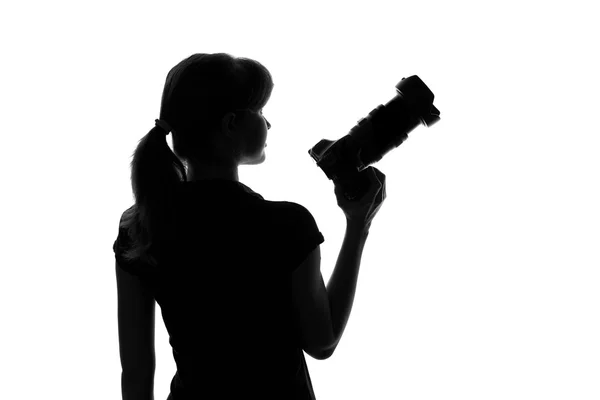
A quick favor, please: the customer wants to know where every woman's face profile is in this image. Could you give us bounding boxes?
[238,108,271,166]
[186,108,271,182]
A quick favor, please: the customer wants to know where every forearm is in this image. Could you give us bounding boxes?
[326,219,369,351]
[121,371,155,400]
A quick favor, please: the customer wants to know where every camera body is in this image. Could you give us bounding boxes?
[308,75,441,200]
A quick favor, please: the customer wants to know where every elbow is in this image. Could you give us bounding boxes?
[305,347,332,361]
[319,346,336,360]
[321,337,338,360]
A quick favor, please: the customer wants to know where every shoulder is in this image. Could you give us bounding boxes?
[263,201,322,242]
[264,200,315,222]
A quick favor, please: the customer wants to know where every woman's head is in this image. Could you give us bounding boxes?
[160,53,274,175]
[121,53,274,267]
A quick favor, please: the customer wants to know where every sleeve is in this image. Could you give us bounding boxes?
[113,208,160,288]
[113,226,134,274]
[283,202,325,272]
[113,212,141,277]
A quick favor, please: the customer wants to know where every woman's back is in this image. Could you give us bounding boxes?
[114,179,324,399]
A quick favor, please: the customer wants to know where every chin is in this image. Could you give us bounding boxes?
[241,155,265,166]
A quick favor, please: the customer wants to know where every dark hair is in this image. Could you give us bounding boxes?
[119,53,274,269]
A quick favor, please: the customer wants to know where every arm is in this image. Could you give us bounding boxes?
[325,220,370,356]
[116,262,156,400]
[121,371,155,400]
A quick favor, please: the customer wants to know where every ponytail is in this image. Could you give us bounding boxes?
[119,123,187,269]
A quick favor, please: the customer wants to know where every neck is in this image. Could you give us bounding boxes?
[187,164,239,182]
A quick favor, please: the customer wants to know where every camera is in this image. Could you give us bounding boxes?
[308,75,441,201]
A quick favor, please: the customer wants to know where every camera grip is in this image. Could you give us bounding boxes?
[333,169,371,202]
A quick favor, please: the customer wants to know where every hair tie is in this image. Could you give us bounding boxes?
[155,119,172,135]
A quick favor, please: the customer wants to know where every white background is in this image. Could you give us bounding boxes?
[1,1,599,399]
